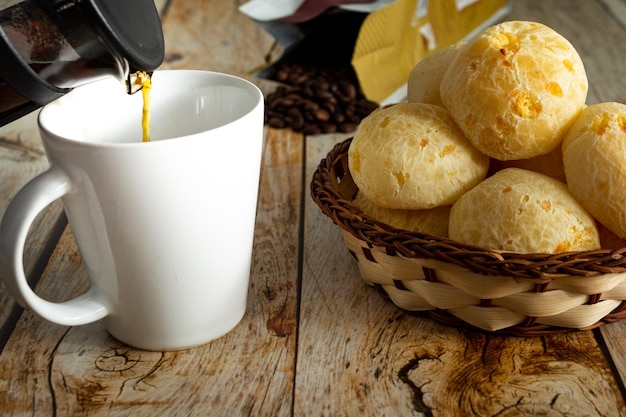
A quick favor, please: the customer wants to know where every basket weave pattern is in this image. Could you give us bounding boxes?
[311,138,626,335]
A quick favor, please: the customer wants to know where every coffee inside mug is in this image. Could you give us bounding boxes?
[39,70,261,144]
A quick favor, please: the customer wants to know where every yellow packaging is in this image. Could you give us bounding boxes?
[352,0,510,104]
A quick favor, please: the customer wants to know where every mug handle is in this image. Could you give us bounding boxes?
[0,165,108,326]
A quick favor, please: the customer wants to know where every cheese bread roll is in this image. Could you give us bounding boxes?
[348,103,490,210]
[563,102,626,239]
[407,43,465,107]
[352,192,450,236]
[440,21,588,161]
[449,168,600,254]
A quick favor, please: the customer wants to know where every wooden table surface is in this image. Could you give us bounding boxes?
[2,0,626,416]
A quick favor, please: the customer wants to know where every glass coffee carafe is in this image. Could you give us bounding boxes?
[0,0,165,126]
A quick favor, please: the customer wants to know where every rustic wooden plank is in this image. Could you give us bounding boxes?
[601,319,626,389]
[159,0,284,77]
[0,125,302,416]
[2,0,626,416]
[299,131,626,415]
[0,225,89,416]
[599,0,626,28]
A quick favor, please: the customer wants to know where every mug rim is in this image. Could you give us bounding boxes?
[37,69,264,149]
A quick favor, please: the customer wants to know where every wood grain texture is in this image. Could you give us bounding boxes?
[3,1,626,416]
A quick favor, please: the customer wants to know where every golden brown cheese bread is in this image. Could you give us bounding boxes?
[449,168,600,254]
[407,43,465,107]
[352,192,450,236]
[440,21,588,161]
[562,102,626,239]
[348,103,490,210]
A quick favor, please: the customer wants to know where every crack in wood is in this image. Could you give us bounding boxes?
[132,352,171,391]
[398,354,438,417]
[49,327,72,414]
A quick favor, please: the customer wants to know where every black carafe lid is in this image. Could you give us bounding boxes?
[81,0,165,72]
[0,0,164,114]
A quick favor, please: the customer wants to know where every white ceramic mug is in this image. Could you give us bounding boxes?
[0,70,264,351]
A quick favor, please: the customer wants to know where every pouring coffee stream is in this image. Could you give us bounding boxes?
[0,0,164,127]
[135,70,152,142]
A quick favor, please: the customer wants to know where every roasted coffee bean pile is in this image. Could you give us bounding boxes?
[264,63,379,135]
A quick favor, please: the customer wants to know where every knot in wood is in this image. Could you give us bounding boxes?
[95,349,142,372]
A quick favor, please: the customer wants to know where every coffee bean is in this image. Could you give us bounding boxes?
[268,117,285,129]
[322,123,338,134]
[289,73,308,85]
[303,124,321,135]
[313,108,331,122]
[316,91,335,102]
[339,122,357,133]
[340,81,357,100]
[314,80,330,95]
[332,112,345,124]
[356,99,380,115]
[275,69,289,82]
[264,62,379,135]
[291,116,304,131]
[277,98,295,107]
[301,99,319,111]
[322,101,337,115]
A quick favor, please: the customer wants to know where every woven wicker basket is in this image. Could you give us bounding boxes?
[311,138,626,335]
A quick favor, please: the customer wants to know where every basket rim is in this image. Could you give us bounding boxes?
[310,138,626,279]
